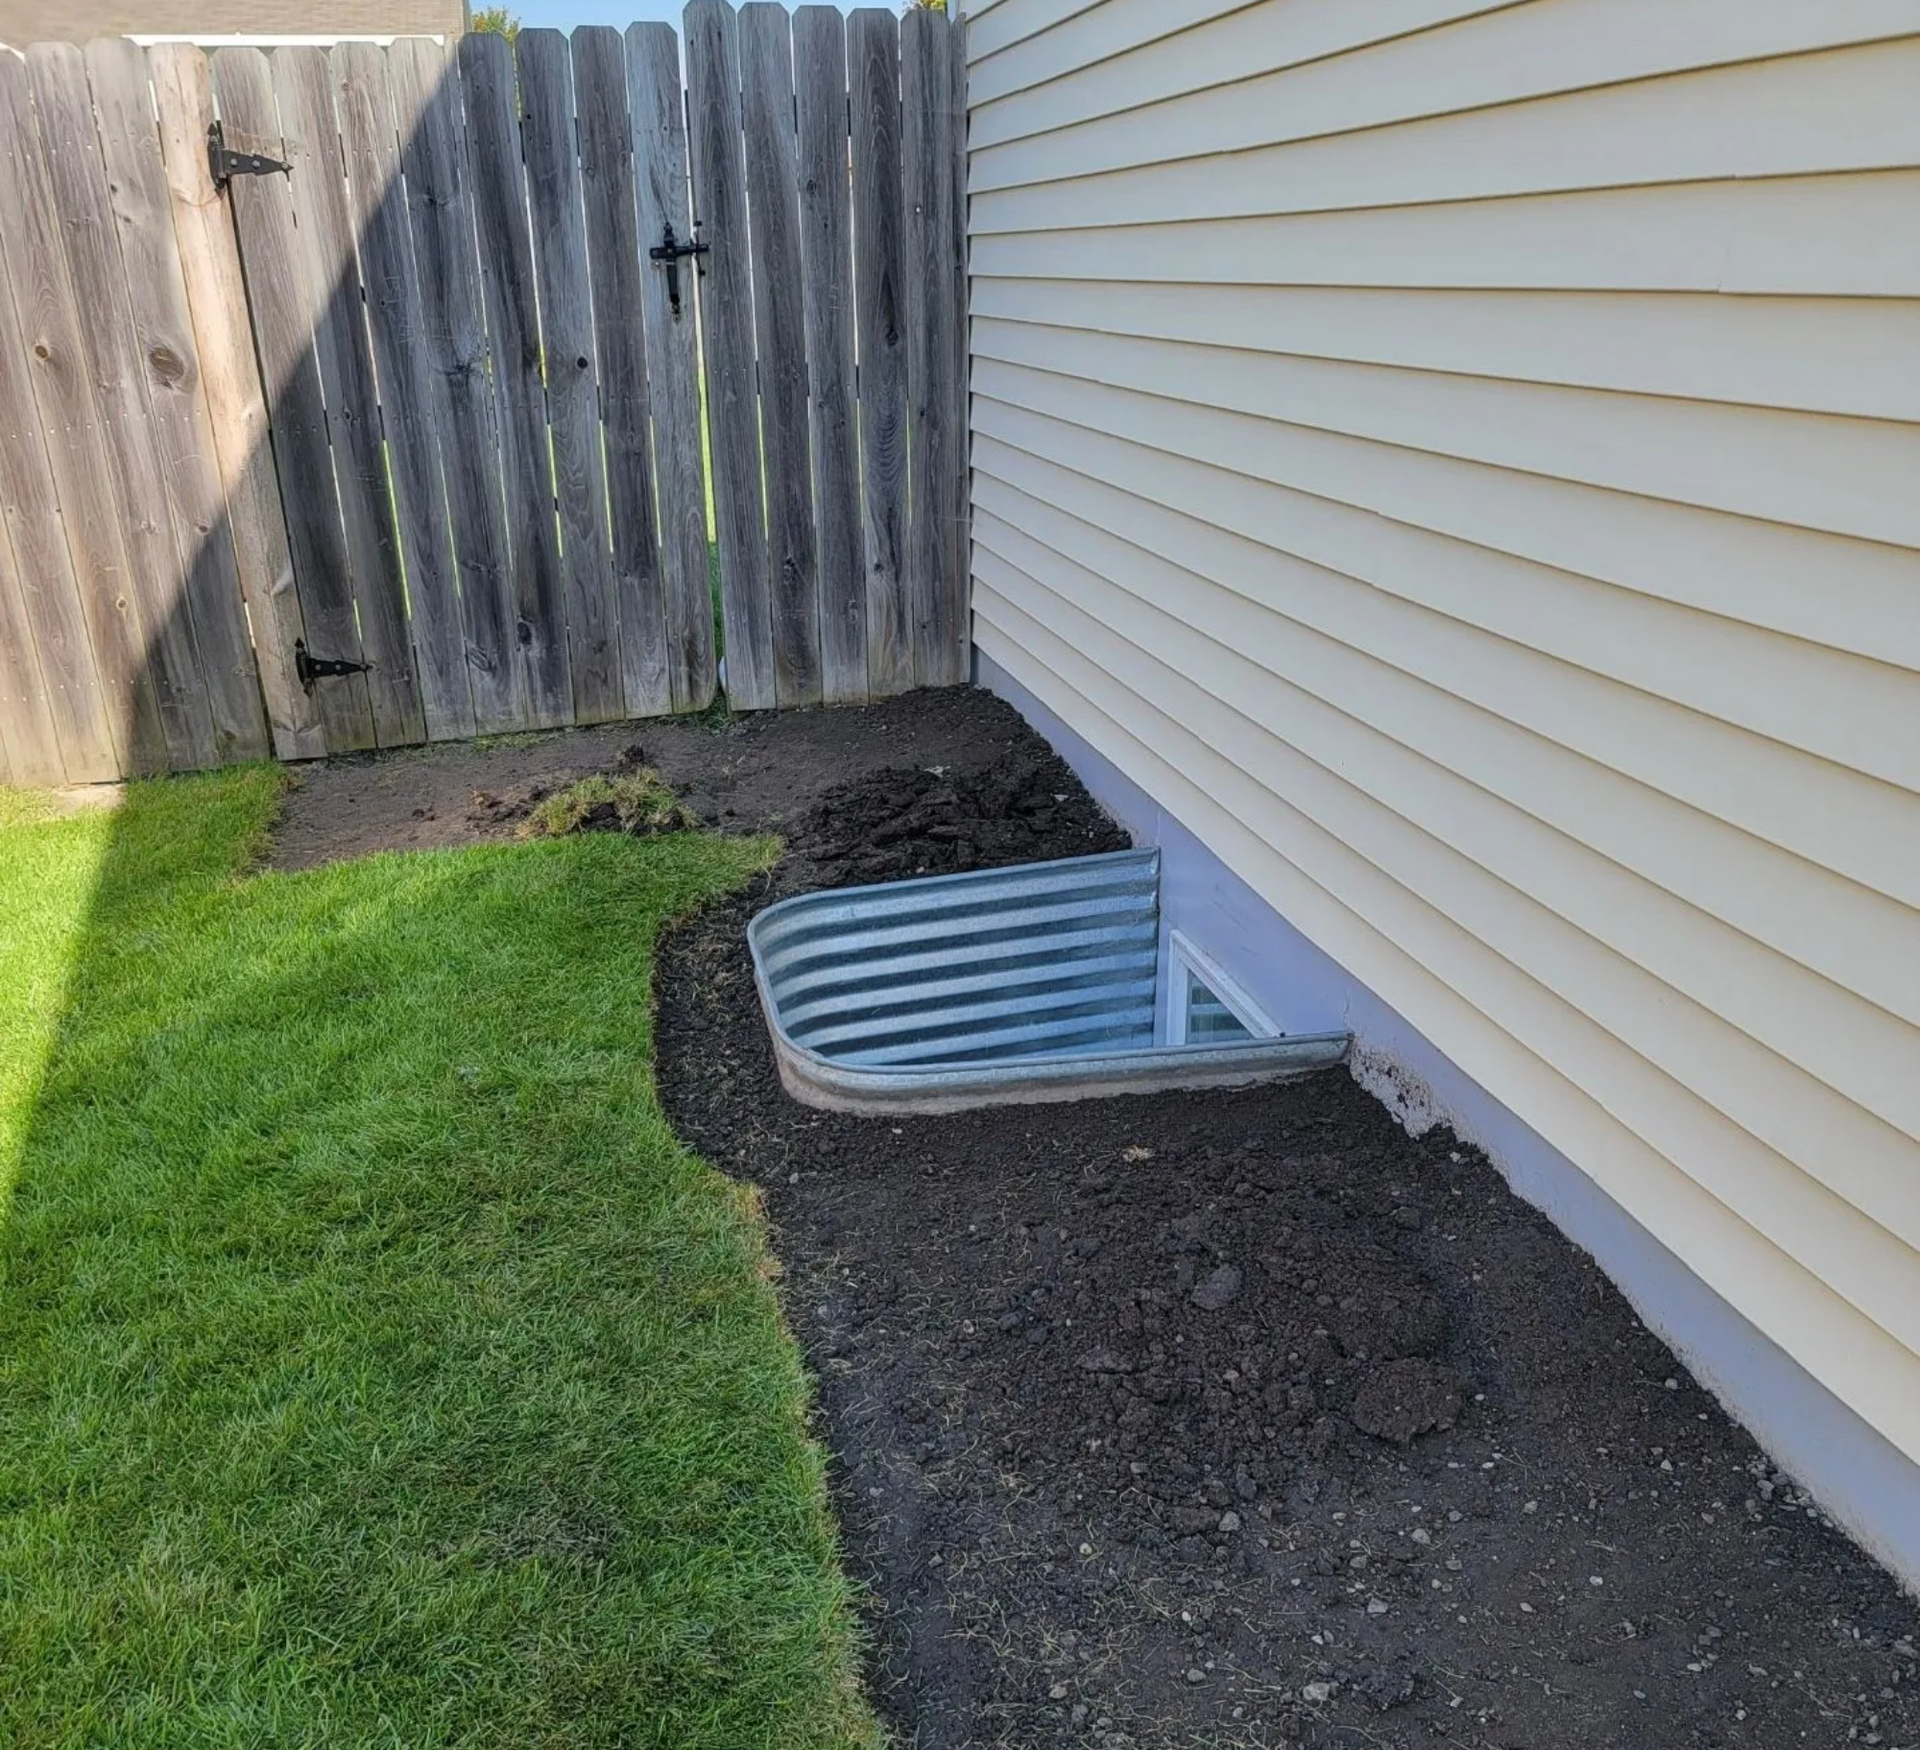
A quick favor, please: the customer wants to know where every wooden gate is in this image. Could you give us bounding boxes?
[0,5,968,786]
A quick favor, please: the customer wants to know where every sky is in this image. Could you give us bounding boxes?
[510,0,861,28]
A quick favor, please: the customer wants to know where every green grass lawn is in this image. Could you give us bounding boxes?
[0,771,875,1750]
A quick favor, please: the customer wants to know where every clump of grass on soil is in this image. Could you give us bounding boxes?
[521,768,701,840]
[0,769,875,1750]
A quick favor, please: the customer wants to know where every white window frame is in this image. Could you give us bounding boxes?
[1163,929,1280,1046]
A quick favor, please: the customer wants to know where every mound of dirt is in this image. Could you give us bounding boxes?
[789,753,1130,887]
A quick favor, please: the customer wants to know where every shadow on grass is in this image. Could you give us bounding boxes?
[0,772,874,1750]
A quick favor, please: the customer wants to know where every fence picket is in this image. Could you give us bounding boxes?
[627,22,716,715]
[334,40,476,743]
[461,29,574,730]
[573,25,670,720]
[900,11,964,689]
[686,0,774,710]
[87,38,271,767]
[519,28,623,725]
[795,6,865,705]
[149,44,323,763]
[387,37,524,734]
[273,46,425,748]
[212,47,377,752]
[847,7,912,698]
[29,43,217,770]
[947,14,970,680]
[0,514,61,787]
[740,4,820,708]
[0,61,119,782]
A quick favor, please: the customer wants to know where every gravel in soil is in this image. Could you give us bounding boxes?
[273,687,1920,1750]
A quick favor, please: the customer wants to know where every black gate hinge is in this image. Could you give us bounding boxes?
[647,222,710,318]
[208,120,291,189]
[295,639,372,690]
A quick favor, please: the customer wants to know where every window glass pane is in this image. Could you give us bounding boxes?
[1186,972,1253,1042]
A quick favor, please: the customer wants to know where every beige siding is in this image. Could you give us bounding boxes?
[961,0,1920,1466]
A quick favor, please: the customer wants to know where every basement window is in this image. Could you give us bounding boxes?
[1164,930,1279,1047]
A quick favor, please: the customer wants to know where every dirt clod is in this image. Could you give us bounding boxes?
[1347,1357,1465,1445]
[1189,1263,1243,1312]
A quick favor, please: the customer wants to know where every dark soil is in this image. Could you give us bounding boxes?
[272,687,1920,1750]
[787,758,1129,887]
[268,689,1068,873]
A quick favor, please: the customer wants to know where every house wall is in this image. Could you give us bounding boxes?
[959,0,1920,1583]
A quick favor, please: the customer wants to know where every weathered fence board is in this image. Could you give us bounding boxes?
[900,11,965,690]
[0,54,163,776]
[461,28,574,730]
[574,25,670,720]
[214,46,378,752]
[0,505,61,786]
[86,39,268,768]
[388,36,523,735]
[741,3,820,708]
[520,27,623,725]
[277,46,426,748]
[150,43,322,763]
[948,8,971,672]
[795,5,866,705]
[0,297,112,784]
[335,41,475,744]
[31,43,218,770]
[88,37,270,767]
[848,6,913,699]
[0,9,968,783]
[0,73,116,785]
[687,0,775,711]
[628,21,716,716]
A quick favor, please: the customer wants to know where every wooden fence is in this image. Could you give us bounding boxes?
[0,5,968,786]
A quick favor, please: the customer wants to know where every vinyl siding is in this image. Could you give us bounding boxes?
[960,0,1920,1468]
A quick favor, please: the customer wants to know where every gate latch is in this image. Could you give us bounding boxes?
[208,120,290,189]
[647,222,710,319]
[295,639,371,691]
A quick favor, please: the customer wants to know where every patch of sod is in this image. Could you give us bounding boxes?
[0,770,875,1750]
[523,771,700,840]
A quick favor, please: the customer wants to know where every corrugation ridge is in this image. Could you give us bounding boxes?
[778,946,1159,1028]
[773,925,1154,1000]
[836,999,1160,1066]
[758,894,1157,974]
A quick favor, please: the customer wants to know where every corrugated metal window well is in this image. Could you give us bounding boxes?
[749,849,1352,1114]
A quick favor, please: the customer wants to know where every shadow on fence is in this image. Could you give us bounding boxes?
[0,6,968,790]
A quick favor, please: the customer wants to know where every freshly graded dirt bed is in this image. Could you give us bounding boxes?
[275,687,1920,1750]
[268,687,1098,874]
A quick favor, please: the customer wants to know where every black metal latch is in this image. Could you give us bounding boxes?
[295,639,371,691]
[647,222,710,319]
[208,120,290,189]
